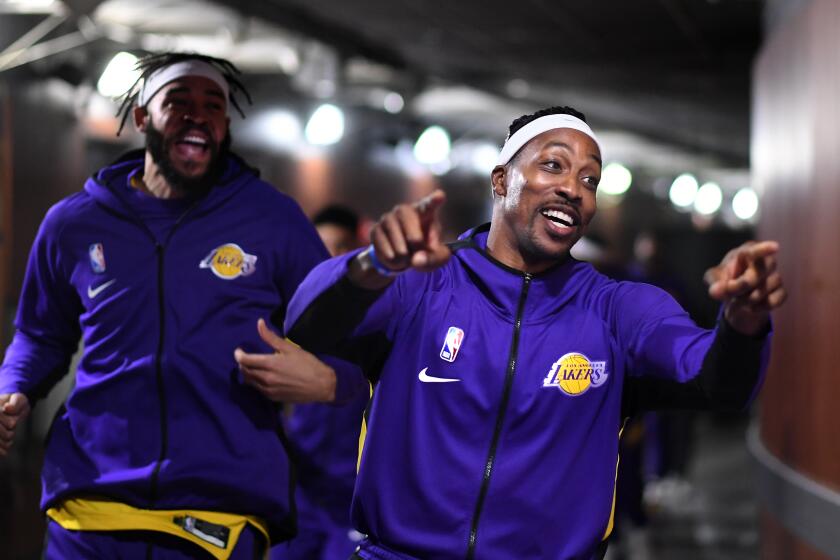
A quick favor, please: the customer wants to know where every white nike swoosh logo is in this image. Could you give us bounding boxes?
[87,279,116,299]
[418,367,460,383]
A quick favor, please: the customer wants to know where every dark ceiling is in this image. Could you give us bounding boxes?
[221,0,764,165]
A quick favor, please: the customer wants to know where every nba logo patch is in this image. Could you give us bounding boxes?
[89,243,106,274]
[439,326,465,362]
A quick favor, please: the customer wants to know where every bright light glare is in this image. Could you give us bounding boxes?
[413,126,451,165]
[732,188,759,220]
[669,173,699,208]
[599,162,632,195]
[97,52,140,98]
[694,182,723,215]
[304,104,344,146]
[383,92,404,114]
[470,144,500,175]
[257,110,301,150]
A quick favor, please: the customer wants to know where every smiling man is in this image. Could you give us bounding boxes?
[269,107,787,559]
[0,53,359,559]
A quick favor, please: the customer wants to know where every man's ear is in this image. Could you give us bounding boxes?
[133,106,149,132]
[491,165,507,198]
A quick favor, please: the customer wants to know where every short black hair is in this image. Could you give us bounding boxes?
[507,106,588,139]
[313,205,359,232]
[115,52,252,135]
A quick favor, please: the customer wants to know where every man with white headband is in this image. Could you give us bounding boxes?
[252,106,787,559]
[0,52,364,559]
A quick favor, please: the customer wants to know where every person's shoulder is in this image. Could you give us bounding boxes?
[40,190,98,232]
[236,173,303,212]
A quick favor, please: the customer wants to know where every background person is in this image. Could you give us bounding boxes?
[272,203,370,560]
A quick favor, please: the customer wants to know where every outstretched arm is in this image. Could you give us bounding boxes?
[704,240,787,335]
[348,189,451,289]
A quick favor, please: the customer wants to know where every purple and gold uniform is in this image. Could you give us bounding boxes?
[285,224,771,560]
[0,151,362,556]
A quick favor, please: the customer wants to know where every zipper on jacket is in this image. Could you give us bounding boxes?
[149,243,168,505]
[98,189,206,507]
[466,272,532,559]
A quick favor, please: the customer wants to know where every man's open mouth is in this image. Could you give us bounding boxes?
[540,208,577,229]
[174,133,212,160]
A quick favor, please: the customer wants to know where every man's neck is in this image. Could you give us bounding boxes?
[486,224,567,275]
[137,152,184,199]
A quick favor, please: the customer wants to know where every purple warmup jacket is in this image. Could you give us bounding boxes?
[284,224,772,560]
[0,150,360,542]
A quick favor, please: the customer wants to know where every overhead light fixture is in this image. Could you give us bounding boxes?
[254,110,302,150]
[304,104,344,146]
[97,52,140,98]
[599,162,632,196]
[0,0,57,13]
[470,143,500,175]
[413,125,451,165]
[383,92,405,114]
[732,188,759,220]
[669,173,699,208]
[694,182,723,215]
[506,78,530,98]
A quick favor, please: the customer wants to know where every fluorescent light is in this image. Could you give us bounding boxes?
[694,182,723,215]
[255,110,301,150]
[470,143,500,175]
[599,162,632,195]
[304,104,344,146]
[669,173,699,208]
[383,92,404,114]
[413,126,451,165]
[732,188,759,220]
[97,52,140,98]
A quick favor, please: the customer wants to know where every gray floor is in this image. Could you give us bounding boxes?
[610,414,760,560]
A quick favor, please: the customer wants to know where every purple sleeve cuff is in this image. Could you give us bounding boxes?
[317,354,369,404]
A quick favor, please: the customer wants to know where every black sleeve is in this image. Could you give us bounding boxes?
[286,276,392,384]
[621,318,769,418]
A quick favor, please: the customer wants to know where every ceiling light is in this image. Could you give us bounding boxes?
[97,52,140,98]
[669,173,699,208]
[470,143,499,175]
[255,110,302,150]
[732,188,759,220]
[413,125,451,165]
[599,162,632,196]
[383,92,404,114]
[304,104,344,146]
[694,182,723,215]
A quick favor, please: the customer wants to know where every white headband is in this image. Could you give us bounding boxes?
[496,114,602,166]
[138,60,229,108]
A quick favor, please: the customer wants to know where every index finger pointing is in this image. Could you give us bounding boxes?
[413,190,446,222]
[746,241,779,261]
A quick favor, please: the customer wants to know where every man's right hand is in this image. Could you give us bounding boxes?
[0,392,30,457]
[349,189,451,289]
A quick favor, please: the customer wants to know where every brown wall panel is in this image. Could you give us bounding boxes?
[761,511,830,560]
[753,0,840,555]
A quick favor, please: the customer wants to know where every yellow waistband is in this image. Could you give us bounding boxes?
[47,498,270,560]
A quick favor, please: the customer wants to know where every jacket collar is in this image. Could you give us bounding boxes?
[83,149,257,219]
[451,223,599,322]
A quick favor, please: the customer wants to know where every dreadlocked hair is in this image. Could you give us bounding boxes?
[115,52,253,136]
[507,106,587,139]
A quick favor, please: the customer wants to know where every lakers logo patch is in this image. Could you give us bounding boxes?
[199,243,257,280]
[542,352,608,396]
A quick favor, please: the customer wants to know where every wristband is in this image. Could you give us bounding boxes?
[364,245,402,277]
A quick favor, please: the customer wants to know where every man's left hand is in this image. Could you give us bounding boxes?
[704,240,787,336]
[234,319,337,403]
